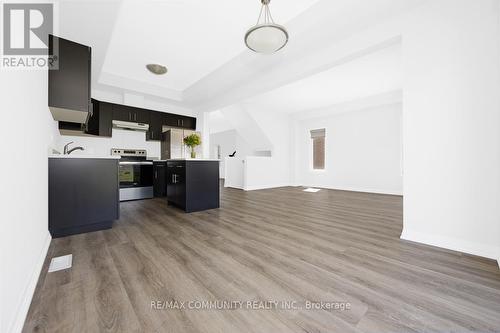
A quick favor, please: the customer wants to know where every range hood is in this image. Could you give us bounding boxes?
[112,120,149,131]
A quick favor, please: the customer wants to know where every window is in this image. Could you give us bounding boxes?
[310,129,326,170]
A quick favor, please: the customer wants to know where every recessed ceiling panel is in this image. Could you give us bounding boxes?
[101,0,320,92]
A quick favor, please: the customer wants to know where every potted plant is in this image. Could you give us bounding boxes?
[183,133,201,159]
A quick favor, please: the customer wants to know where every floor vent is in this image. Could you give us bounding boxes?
[48,254,73,273]
[303,188,321,193]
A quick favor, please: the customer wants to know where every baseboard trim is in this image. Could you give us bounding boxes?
[242,183,402,195]
[301,184,402,196]
[401,228,500,265]
[224,183,244,190]
[244,183,291,191]
[9,232,51,333]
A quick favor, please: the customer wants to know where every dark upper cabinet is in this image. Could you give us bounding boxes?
[85,99,99,135]
[147,111,196,141]
[113,104,149,123]
[163,114,196,130]
[86,100,112,137]
[180,116,196,130]
[135,108,149,123]
[99,102,113,137]
[58,121,84,132]
[112,104,129,122]
[48,34,91,123]
[147,111,164,141]
[58,97,196,137]
[163,114,180,127]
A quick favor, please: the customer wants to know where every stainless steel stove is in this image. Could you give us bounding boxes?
[111,148,153,201]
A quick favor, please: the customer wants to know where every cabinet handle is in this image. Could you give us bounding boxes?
[155,171,157,179]
[134,113,137,121]
[128,111,131,121]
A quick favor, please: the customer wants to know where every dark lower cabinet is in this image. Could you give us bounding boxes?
[153,161,167,197]
[49,157,119,238]
[167,160,219,213]
[167,161,185,207]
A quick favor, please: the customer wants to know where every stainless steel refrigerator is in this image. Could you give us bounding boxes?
[161,128,202,159]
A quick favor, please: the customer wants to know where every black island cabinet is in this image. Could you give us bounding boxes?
[166,160,219,213]
[153,161,167,197]
[49,157,119,237]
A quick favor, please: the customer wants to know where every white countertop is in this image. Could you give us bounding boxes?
[49,154,121,159]
[161,159,220,162]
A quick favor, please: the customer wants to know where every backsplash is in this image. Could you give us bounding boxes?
[56,128,161,158]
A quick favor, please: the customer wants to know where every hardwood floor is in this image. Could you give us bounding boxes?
[23,186,500,332]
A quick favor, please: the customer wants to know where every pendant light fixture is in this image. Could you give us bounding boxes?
[245,0,289,54]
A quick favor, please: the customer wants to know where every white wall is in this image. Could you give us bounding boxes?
[244,156,287,190]
[208,110,235,134]
[294,103,403,195]
[56,128,161,158]
[225,157,245,189]
[401,0,500,261]
[244,107,293,189]
[219,105,272,151]
[0,70,59,333]
[208,107,293,191]
[210,129,254,177]
[210,130,235,177]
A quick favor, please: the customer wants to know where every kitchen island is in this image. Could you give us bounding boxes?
[166,159,220,213]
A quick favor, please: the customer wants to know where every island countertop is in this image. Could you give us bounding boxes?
[49,155,121,159]
[160,159,220,162]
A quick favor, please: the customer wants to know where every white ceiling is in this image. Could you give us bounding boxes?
[100,0,320,93]
[57,0,422,110]
[242,43,402,113]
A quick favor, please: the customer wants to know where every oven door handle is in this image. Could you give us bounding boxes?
[119,161,153,165]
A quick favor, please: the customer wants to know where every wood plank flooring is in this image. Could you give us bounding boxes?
[23,186,500,332]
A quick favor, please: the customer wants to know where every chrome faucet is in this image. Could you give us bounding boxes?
[63,141,85,155]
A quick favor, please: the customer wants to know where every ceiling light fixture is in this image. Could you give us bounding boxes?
[146,64,167,75]
[245,0,288,54]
